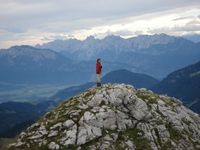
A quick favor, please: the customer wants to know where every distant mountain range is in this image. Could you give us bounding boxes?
[36,34,182,53]
[37,33,200,78]
[152,61,200,113]
[0,34,199,85]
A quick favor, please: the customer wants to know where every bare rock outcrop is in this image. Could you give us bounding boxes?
[9,84,200,150]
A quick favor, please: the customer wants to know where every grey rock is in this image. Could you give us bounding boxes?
[48,142,60,150]
[77,123,102,145]
[63,120,75,128]
[77,127,87,145]
[60,124,77,146]
[50,122,62,130]
[9,84,200,150]
[129,98,149,120]
[78,104,89,110]
[125,140,136,150]
[48,130,58,137]
[157,125,170,143]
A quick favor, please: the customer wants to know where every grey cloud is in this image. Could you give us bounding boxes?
[148,27,167,34]
[186,19,200,25]
[0,23,27,33]
[0,0,200,48]
[1,0,200,28]
[40,37,52,41]
[40,34,78,42]
[108,30,146,38]
[93,29,134,37]
[133,30,147,35]
[177,24,200,32]
[41,35,69,42]
[149,21,200,35]
[173,16,194,21]
[112,30,134,37]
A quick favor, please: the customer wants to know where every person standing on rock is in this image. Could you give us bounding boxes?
[96,58,102,87]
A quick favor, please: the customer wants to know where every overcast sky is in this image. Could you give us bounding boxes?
[0,0,200,48]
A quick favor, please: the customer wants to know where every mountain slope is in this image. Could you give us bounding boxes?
[190,101,200,114]
[51,69,158,103]
[0,101,55,138]
[0,101,40,138]
[0,45,93,84]
[182,34,200,43]
[9,84,200,150]
[152,61,200,107]
[51,82,94,102]
[102,69,159,88]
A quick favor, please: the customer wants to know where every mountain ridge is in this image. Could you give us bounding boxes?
[152,60,200,110]
[36,33,200,78]
[0,45,93,85]
[37,33,192,53]
[102,69,159,88]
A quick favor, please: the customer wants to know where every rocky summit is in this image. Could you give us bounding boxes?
[9,84,200,150]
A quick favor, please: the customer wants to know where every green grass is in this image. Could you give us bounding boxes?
[181,118,192,126]
[161,140,173,150]
[124,128,152,150]
[82,89,96,100]
[154,128,162,146]
[81,136,102,150]
[114,131,125,150]
[136,91,158,105]
[166,123,183,141]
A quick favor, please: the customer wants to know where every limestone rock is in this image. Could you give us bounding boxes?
[48,142,60,150]
[63,119,75,128]
[60,124,77,146]
[9,84,200,150]
[48,130,58,137]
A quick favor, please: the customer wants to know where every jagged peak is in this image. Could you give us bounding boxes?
[103,34,124,41]
[9,83,200,150]
[85,35,96,40]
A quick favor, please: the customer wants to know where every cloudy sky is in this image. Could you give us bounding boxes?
[0,0,200,48]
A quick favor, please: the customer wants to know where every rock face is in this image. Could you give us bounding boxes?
[9,84,200,150]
